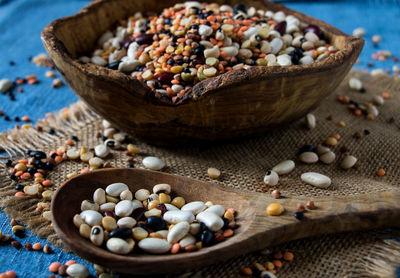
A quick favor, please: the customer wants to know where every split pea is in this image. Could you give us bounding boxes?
[224,210,234,222]
[148,200,160,210]
[171,197,185,208]
[171,66,183,74]
[102,216,118,232]
[266,203,284,216]
[159,193,171,204]
[79,224,91,239]
[127,144,140,154]
[42,190,54,201]
[132,227,148,240]
[207,168,221,179]
[325,137,338,146]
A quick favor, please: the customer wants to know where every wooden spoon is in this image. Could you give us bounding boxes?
[51,168,400,274]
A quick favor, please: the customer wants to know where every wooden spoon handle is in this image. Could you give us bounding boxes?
[237,190,400,248]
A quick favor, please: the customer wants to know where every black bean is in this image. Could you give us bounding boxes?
[106,140,115,148]
[199,222,208,232]
[222,217,230,230]
[109,228,132,239]
[107,61,121,70]
[27,167,37,175]
[29,150,46,159]
[234,4,246,13]
[146,216,166,231]
[200,230,214,246]
[294,212,305,220]
[298,145,315,154]
[251,266,261,276]
[45,162,54,171]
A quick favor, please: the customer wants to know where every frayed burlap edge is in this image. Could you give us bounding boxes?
[360,239,400,278]
[0,101,98,250]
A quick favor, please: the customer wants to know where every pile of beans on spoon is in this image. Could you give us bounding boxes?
[74,182,237,254]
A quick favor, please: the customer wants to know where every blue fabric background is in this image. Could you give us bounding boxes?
[0,0,399,276]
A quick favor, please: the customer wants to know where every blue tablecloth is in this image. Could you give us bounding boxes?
[0,0,399,276]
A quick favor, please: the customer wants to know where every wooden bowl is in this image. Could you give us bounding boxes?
[52,169,400,275]
[41,0,363,145]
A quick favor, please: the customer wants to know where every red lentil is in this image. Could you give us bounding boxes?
[21,116,30,122]
[273,259,283,268]
[49,262,61,273]
[65,260,77,266]
[42,180,52,187]
[65,139,74,146]
[377,168,386,176]
[331,133,341,140]
[32,242,42,251]
[171,243,181,254]
[283,251,294,261]
[223,229,234,238]
[382,92,390,99]
[240,267,253,276]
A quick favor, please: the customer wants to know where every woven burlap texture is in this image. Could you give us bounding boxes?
[0,70,399,277]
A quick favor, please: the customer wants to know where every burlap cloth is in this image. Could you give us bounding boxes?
[0,70,399,277]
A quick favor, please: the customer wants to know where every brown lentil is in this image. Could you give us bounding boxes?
[24,243,33,250]
[58,265,68,276]
[240,267,253,276]
[295,203,305,212]
[11,241,22,250]
[271,189,280,199]
[306,201,316,210]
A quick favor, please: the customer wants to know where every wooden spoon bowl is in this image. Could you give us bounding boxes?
[52,169,400,275]
[41,0,364,145]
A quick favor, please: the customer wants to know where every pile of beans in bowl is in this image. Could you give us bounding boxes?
[80,1,336,103]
